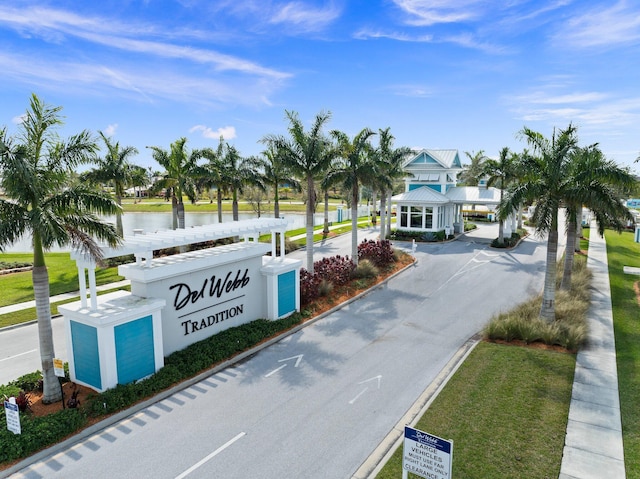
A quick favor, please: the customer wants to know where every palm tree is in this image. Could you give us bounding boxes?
[199,139,228,223]
[263,110,333,273]
[0,94,120,403]
[560,144,635,290]
[459,150,487,186]
[376,128,411,240]
[220,144,264,221]
[258,142,301,219]
[500,124,580,321]
[329,127,377,264]
[482,147,517,246]
[129,164,150,204]
[147,138,202,229]
[82,131,138,236]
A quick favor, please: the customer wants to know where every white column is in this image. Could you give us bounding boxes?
[271,232,277,257]
[78,266,88,308]
[88,267,98,310]
[280,231,286,258]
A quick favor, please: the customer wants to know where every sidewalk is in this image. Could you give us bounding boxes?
[559,224,625,478]
[0,280,131,320]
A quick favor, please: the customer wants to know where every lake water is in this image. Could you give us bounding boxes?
[3,210,343,253]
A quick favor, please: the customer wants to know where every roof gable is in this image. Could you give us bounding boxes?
[404,149,462,170]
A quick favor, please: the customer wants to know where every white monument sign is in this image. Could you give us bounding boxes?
[403,426,452,479]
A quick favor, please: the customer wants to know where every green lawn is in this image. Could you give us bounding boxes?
[0,253,123,308]
[604,229,640,478]
[376,342,575,479]
[121,198,341,214]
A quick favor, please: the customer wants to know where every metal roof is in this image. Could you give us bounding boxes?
[403,149,461,169]
[392,186,450,204]
[392,186,503,206]
[444,186,502,205]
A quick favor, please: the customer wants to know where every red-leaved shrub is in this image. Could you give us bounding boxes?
[358,239,395,268]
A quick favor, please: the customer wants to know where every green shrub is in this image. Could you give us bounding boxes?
[482,254,591,351]
[318,279,334,297]
[0,314,306,465]
[0,409,88,463]
[352,259,379,279]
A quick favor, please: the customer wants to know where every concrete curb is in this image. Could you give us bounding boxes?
[351,335,480,479]
[0,257,416,478]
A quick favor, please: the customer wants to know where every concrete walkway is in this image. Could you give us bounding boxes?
[0,280,131,320]
[559,224,625,478]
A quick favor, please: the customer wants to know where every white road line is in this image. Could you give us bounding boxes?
[175,432,246,479]
[349,387,369,405]
[0,349,37,362]
[264,363,287,377]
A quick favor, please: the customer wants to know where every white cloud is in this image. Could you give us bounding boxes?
[558,1,640,48]
[103,124,118,136]
[190,125,237,140]
[11,114,26,124]
[0,51,282,106]
[0,5,290,80]
[392,0,486,26]
[507,85,640,130]
[387,84,434,98]
[269,1,341,32]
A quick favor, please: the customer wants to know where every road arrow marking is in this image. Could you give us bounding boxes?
[349,375,382,404]
[264,354,304,377]
[279,354,304,367]
[358,375,382,388]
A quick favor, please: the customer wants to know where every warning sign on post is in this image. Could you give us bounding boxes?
[402,426,452,479]
[53,358,65,377]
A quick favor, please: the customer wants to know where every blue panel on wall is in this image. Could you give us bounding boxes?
[70,321,101,390]
[115,315,155,385]
[426,184,442,193]
[408,184,421,191]
[278,271,296,317]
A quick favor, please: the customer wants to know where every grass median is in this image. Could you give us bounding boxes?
[604,229,640,478]
[376,341,575,479]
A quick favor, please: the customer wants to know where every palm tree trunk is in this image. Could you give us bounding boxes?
[380,192,387,240]
[305,175,315,273]
[232,189,239,221]
[323,189,330,235]
[561,211,578,291]
[540,223,558,321]
[498,220,505,245]
[371,190,377,226]
[115,194,124,237]
[386,190,393,237]
[352,185,359,264]
[177,201,185,229]
[517,205,523,230]
[217,189,223,223]
[171,194,178,230]
[33,236,62,404]
[274,185,280,219]
[575,215,583,252]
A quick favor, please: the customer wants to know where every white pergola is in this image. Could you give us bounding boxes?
[70,218,291,310]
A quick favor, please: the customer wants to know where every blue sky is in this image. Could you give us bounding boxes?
[1,0,639,173]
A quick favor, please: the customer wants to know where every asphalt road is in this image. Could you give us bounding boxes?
[5,228,548,479]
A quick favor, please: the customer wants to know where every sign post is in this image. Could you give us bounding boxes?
[402,426,452,479]
[4,398,21,435]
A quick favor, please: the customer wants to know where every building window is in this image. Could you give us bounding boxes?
[400,206,408,228]
[411,206,422,228]
[425,207,433,229]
